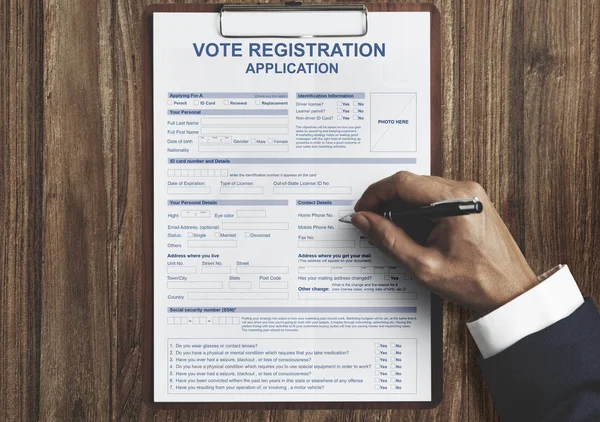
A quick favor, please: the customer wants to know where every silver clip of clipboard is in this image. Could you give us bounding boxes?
[219,2,369,39]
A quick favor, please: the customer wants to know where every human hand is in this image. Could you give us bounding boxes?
[352,171,538,315]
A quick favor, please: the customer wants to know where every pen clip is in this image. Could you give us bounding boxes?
[430,197,479,206]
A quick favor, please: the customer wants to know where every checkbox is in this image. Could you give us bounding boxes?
[353,115,359,120]
[337,115,343,120]
[223,100,229,105]
[167,100,173,105]
[255,100,261,105]
[167,317,174,324]
[337,108,342,113]
[194,100,199,105]
[337,101,343,106]
[384,275,390,280]
[353,100,359,105]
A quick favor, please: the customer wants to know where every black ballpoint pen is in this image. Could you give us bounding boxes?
[338,197,483,223]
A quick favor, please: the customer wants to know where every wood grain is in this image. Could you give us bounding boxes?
[41,0,114,420]
[0,1,43,422]
[1,0,599,420]
[458,1,525,420]
[523,0,600,294]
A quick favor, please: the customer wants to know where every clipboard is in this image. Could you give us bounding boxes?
[142,2,442,410]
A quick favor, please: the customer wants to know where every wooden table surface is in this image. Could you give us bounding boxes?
[1,0,599,420]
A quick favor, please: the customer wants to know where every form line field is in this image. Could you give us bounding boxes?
[273,186,352,195]
[237,266,289,274]
[236,209,267,218]
[167,187,211,195]
[188,240,237,248]
[166,266,197,274]
[201,117,289,126]
[229,281,252,289]
[199,144,289,153]
[201,126,289,135]
[188,292,289,300]
[298,240,356,248]
[222,222,289,230]
[220,187,264,195]
[298,292,418,300]
[259,281,289,289]
[168,282,223,289]
[202,266,231,274]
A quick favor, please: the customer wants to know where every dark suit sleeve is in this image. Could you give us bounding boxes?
[479,298,600,422]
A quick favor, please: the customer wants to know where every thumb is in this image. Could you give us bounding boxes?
[351,211,440,279]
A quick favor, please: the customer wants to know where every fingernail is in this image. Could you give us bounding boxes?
[352,213,371,235]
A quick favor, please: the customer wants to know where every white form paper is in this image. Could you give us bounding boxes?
[153,11,432,402]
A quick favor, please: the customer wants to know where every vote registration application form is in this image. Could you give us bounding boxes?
[152,10,435,403]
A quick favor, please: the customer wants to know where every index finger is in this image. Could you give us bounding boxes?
[355,171,455,212]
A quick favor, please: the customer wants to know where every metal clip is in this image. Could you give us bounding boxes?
[219,3,368,38]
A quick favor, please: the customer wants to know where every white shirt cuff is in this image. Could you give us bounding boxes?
[466,265,583,359]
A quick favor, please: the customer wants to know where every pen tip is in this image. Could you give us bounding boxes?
[338,213,355,223]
